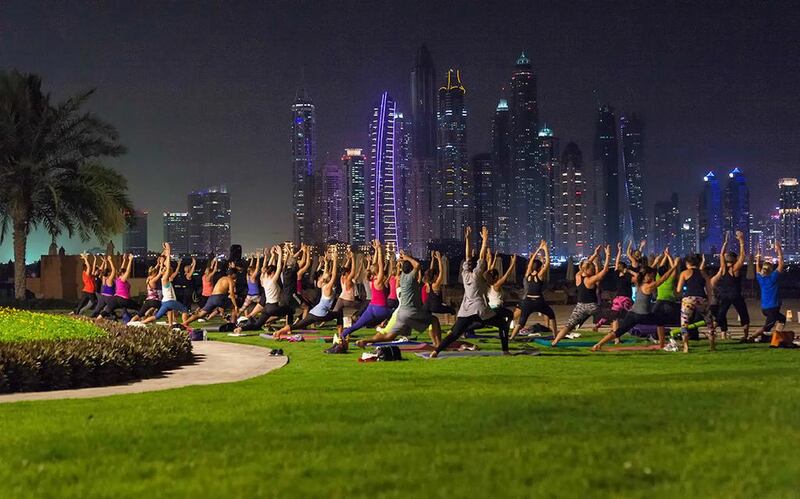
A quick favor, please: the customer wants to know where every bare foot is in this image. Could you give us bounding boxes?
[590,344,602,352]
[355,340,367,349]
[428,350,439,358]
[233,327,243,334]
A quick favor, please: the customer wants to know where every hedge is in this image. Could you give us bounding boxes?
[0,320,193,394]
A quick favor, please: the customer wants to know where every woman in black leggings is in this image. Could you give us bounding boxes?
[711,231,750,340]
[510,240,556,339]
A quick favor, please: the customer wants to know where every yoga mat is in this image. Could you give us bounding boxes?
[602,344,663,352]
[372,340,475,351]
[634,321,705,335]
[415,350,540,359]
[533,338,636,348]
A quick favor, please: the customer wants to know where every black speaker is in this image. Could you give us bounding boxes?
[229,244,242,262]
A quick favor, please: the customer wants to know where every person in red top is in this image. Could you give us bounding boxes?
[72,253,98,315]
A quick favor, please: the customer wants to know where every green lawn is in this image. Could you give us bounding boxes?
[0,327,798,498]
[0,308,104,342]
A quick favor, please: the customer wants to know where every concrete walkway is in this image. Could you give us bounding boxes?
[0,341,287,404]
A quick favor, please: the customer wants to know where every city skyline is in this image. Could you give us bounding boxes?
[1,2,798,259]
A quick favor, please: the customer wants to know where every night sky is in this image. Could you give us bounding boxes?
[1,1,798,260]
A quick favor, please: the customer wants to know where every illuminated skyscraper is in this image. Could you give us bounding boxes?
[188,185,231,256]
[436,69,472,240]
[591,104,620,245]
[778,177,799,254]
[491,98,512,252]
[653,193,679,251]
[556,143,586,256]
[473,153,493,231]
[680,217,698,255]
[291,89,317,244]
[163,212,189,255]
[319,161,347,243]
[395,113,413,249]
[620,114,647,242]
[408,45,436,256]
[367,92,399,246]
[723,168,750,247]
[123,210,148,257]
[698,171,723,253]
[536,126,559,245]
[343,148,367,247]
[509,52,540,253]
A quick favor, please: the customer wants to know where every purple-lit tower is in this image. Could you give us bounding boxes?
[291,88,317,244]
[367,92,399,246]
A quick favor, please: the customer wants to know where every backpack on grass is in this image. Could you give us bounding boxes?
[375,345,402,361]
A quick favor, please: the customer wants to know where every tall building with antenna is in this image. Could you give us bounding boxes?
[367,92,400,246]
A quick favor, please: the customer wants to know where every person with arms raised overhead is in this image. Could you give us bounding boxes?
[676,253,716,353]
[710,231,750,341]
[752,241,787,342]
[551,244,612,346]
[430,226,512,358]
[510,240,555,340]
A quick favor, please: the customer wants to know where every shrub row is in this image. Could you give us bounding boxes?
[0,321,193,394]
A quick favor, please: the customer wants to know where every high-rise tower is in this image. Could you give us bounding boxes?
[188,185,231,256]
[435,69,472,240]
[698,171,723,253]
[723,168,750,247]
[555,143,587,256]
[592,104,620,245]
[395,113,413,250]
[319,161,347,243]
[778,177,799,254]
[473,153,494,231]
[408,45,437,256]
[291,89,316,244]
[367,92,400,246]
[620,113,647,242]
[491,98,513,251]
[509,52,539,253]
[343,148,367,247]
[536,126,560,246]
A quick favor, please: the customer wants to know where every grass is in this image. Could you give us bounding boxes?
[0,323,798,498]
[0,308,104,342]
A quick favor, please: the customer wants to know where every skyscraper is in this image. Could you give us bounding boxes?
[536,126,560,245]
[778,177,799,254]
[163,212,189,255]
[408,45,437,257]
[509,52,539,253]
[410,45,437,161]
[591,104,620,245]
[395,113,413,249]
[343,148,367,247]
[555,142,587,256]
[122,210,148,257]
[698,171,723,253]
[723,168,750,247]
[188,185,231,256]
[436,69,472,240]
[472,153,493,231]
[620,114,647,242]
[491,98,512,252]
[367,91,400,246]
[319,161,347,243]
[291,88,317,244]
[653,193,679,251]
[680,217,698,255]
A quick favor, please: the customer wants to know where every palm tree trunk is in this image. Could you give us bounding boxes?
[12,217,28,301]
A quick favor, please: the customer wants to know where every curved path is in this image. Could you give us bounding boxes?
[0,341,286,404]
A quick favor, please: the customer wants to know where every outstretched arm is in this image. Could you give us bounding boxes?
[496,255,517,289]
[587,245,612,286]
[711,237,728,286]
[614,242,622,270]
[733,230,746,273]
[273,245,284,281]
[478,226,489,263]
[538,240,550,280]
[374,241,385,284]
[162,244,172,284]
[434,252,445,287]
[650,258,680,290]
[776,241,784,273]
[464,226,472,263]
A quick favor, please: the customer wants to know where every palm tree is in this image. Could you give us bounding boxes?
[0,70,132,300]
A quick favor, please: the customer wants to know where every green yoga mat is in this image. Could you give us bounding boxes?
[533,338,636,348]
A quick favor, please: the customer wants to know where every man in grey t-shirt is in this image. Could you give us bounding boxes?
[431,226,512,357]
[356,252,442,348]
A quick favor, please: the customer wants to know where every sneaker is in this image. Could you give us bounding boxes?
[237,316,249,323]
[127,320,145,328]
[197,318,207,323]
